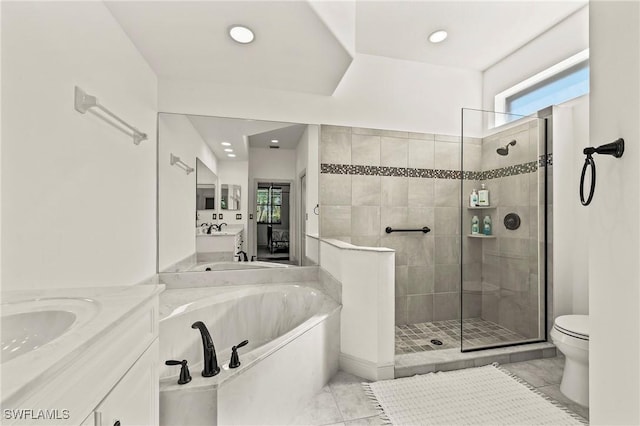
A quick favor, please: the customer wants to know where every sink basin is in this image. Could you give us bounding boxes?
[1,298,98,364]
[2,311,76,363]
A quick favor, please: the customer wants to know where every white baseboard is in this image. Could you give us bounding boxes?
[339,352,394,381]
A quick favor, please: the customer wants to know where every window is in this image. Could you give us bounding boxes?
[256,187,282,224]
[495,49,589,125]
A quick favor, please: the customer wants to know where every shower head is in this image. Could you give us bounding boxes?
[497,140,517,156]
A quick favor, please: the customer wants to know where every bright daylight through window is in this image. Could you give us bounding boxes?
[495,49,589,125]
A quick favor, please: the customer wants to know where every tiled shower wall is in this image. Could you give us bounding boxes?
[319,125,482,326]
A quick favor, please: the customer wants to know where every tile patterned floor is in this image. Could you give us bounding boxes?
[291,356,589,425]
[395,318,525,354]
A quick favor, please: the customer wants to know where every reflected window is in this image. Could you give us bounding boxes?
[257,186,282,224]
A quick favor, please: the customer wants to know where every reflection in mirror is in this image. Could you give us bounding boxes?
[221,184,241,210]
[196,158,217,212]
[158,113,320,273]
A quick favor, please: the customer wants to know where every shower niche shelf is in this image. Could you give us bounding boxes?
[467,206,496,210]
[467,234,496,239]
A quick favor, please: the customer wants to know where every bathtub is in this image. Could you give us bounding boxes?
[159,284,341,425]
[189,261,290,271]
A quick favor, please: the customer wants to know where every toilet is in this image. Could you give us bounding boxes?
[550,315,589,407]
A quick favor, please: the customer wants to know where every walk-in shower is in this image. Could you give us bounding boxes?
[460,108,548,352]
[395,109,550,355]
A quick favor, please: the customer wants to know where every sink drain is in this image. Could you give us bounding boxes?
[430,339,443,345]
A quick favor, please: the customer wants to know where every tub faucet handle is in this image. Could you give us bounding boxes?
[229,340,249,369]
[165,359,192,385]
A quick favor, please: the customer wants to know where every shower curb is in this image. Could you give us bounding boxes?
[394,342,556,378]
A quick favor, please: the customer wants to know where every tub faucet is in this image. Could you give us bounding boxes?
[207,224,220,234]
[191,321,220,377]
[236,250,248,262]
[219,222,228,230]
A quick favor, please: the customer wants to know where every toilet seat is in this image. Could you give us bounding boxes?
[553,315,589,340]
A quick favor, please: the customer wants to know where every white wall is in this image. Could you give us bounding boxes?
[1,2,157,290]
[306,125,320,237]
[158,114,218,271]
[552,96,589,318]
[320,240,395,381]
[296,125,310,263]
[249,148,297,181]
[159,54,482,136]
[589,2,640,423]
[483,6,589,112]
[217,160,249,251]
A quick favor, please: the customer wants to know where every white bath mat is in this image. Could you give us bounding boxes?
[363,363,586,425]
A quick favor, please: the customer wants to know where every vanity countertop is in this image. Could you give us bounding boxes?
[1,284,164,406]
[196,225,243,237]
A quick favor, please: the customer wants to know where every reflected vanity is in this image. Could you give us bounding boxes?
[157,113,320,273]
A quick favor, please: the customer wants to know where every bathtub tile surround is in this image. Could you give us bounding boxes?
[160,265,319,289]
[159,282,340,425]
[318,266,343,304]
[319,125,480,326]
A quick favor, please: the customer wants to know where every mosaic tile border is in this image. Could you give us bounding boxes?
[320,153,552,180]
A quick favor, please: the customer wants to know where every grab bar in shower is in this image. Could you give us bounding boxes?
[385,226,431,234]
[170,154,194,174]
[74,86,148,145]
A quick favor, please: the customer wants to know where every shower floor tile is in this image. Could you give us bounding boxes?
[395,318,525,354]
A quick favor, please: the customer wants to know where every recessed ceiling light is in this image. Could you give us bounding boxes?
[224,148,234,152]
[227,153,236,158]
[221,142,231,146]
[428,30,448,44]
[229,25,254,44]
[271,139,279,143]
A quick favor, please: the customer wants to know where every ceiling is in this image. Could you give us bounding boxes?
[105,1,353,95]
[187,115,306,161]
[355,1,587,71]
[106,1,586,96]
[247,124,307,150]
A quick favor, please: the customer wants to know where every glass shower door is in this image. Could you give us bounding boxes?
[460,108,548,351]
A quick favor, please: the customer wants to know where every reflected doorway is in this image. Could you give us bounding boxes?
[256,182,293,263]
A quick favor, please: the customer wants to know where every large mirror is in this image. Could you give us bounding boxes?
[158,113,320,273]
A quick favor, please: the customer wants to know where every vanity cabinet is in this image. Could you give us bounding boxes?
[1,286,162,426]
[78,300,159,426]
[88,340,159,426]
[196,228,244,259]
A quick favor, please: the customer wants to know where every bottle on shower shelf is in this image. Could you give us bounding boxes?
[478,183,490,206]
[470,189,479,207]
[471,215,480,235]
[483,215,492,236]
